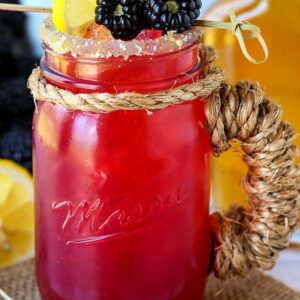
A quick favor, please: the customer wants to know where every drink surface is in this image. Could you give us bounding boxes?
[204,0,300,211]
[33,30,212,299]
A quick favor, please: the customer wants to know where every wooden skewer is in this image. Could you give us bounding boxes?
[0,3,52,13]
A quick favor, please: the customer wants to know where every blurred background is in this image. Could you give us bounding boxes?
[0,0,38,173]
[0,0,299,290]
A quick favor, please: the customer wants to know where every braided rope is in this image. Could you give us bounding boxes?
[28,46,300,280]
[207,82,300,278]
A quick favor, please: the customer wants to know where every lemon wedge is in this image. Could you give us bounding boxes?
[0,160,34,268]
[52,0,96,35]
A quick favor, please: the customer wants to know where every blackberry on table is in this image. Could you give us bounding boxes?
[0,118,32,172]
[145,0,202,33]
[95,0,144,40]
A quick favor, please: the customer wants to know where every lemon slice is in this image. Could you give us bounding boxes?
[0,160,34,268]
[52,0,96,35]
[0,174,13,206]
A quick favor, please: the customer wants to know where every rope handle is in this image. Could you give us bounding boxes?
[207,83,299,278]
[195,9,269,64]
[192,46,299,279]
[205,77,299,279]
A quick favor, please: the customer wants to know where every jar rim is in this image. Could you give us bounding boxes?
[40,16,202,59]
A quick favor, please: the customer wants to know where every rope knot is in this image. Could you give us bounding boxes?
[228,9,269,64]
[196,9,269,64]
[230,19,243,35]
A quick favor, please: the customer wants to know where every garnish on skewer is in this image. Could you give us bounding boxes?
[84,23,113,40]
[52,0,95,35]
[95,0,145,40]
[145,0,202,33]
[0,2,268,64]
[0,3,52,13]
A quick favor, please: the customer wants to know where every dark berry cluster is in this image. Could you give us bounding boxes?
[95,0,202,39]
[0,119,33,171]
[0,0,37,172]
[0,76,36,173]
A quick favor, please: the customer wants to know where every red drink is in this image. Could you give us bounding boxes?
[33,29,212,299]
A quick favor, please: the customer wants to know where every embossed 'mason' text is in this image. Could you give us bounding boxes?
[52,188,186,245]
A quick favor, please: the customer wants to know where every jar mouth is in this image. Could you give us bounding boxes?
[40,16,202,59]
[41,39,201,94]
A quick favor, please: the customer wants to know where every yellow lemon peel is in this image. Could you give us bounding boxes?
[0,160,34,268]
[52,0,96,35]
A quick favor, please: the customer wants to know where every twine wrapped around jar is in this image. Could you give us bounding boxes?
[28,45,300,280]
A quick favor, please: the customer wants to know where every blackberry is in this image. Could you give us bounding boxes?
[145,0,202,33]
[0,118,32,172]
[95,0,144,40]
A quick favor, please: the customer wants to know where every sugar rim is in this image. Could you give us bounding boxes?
[40,16,202,58]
